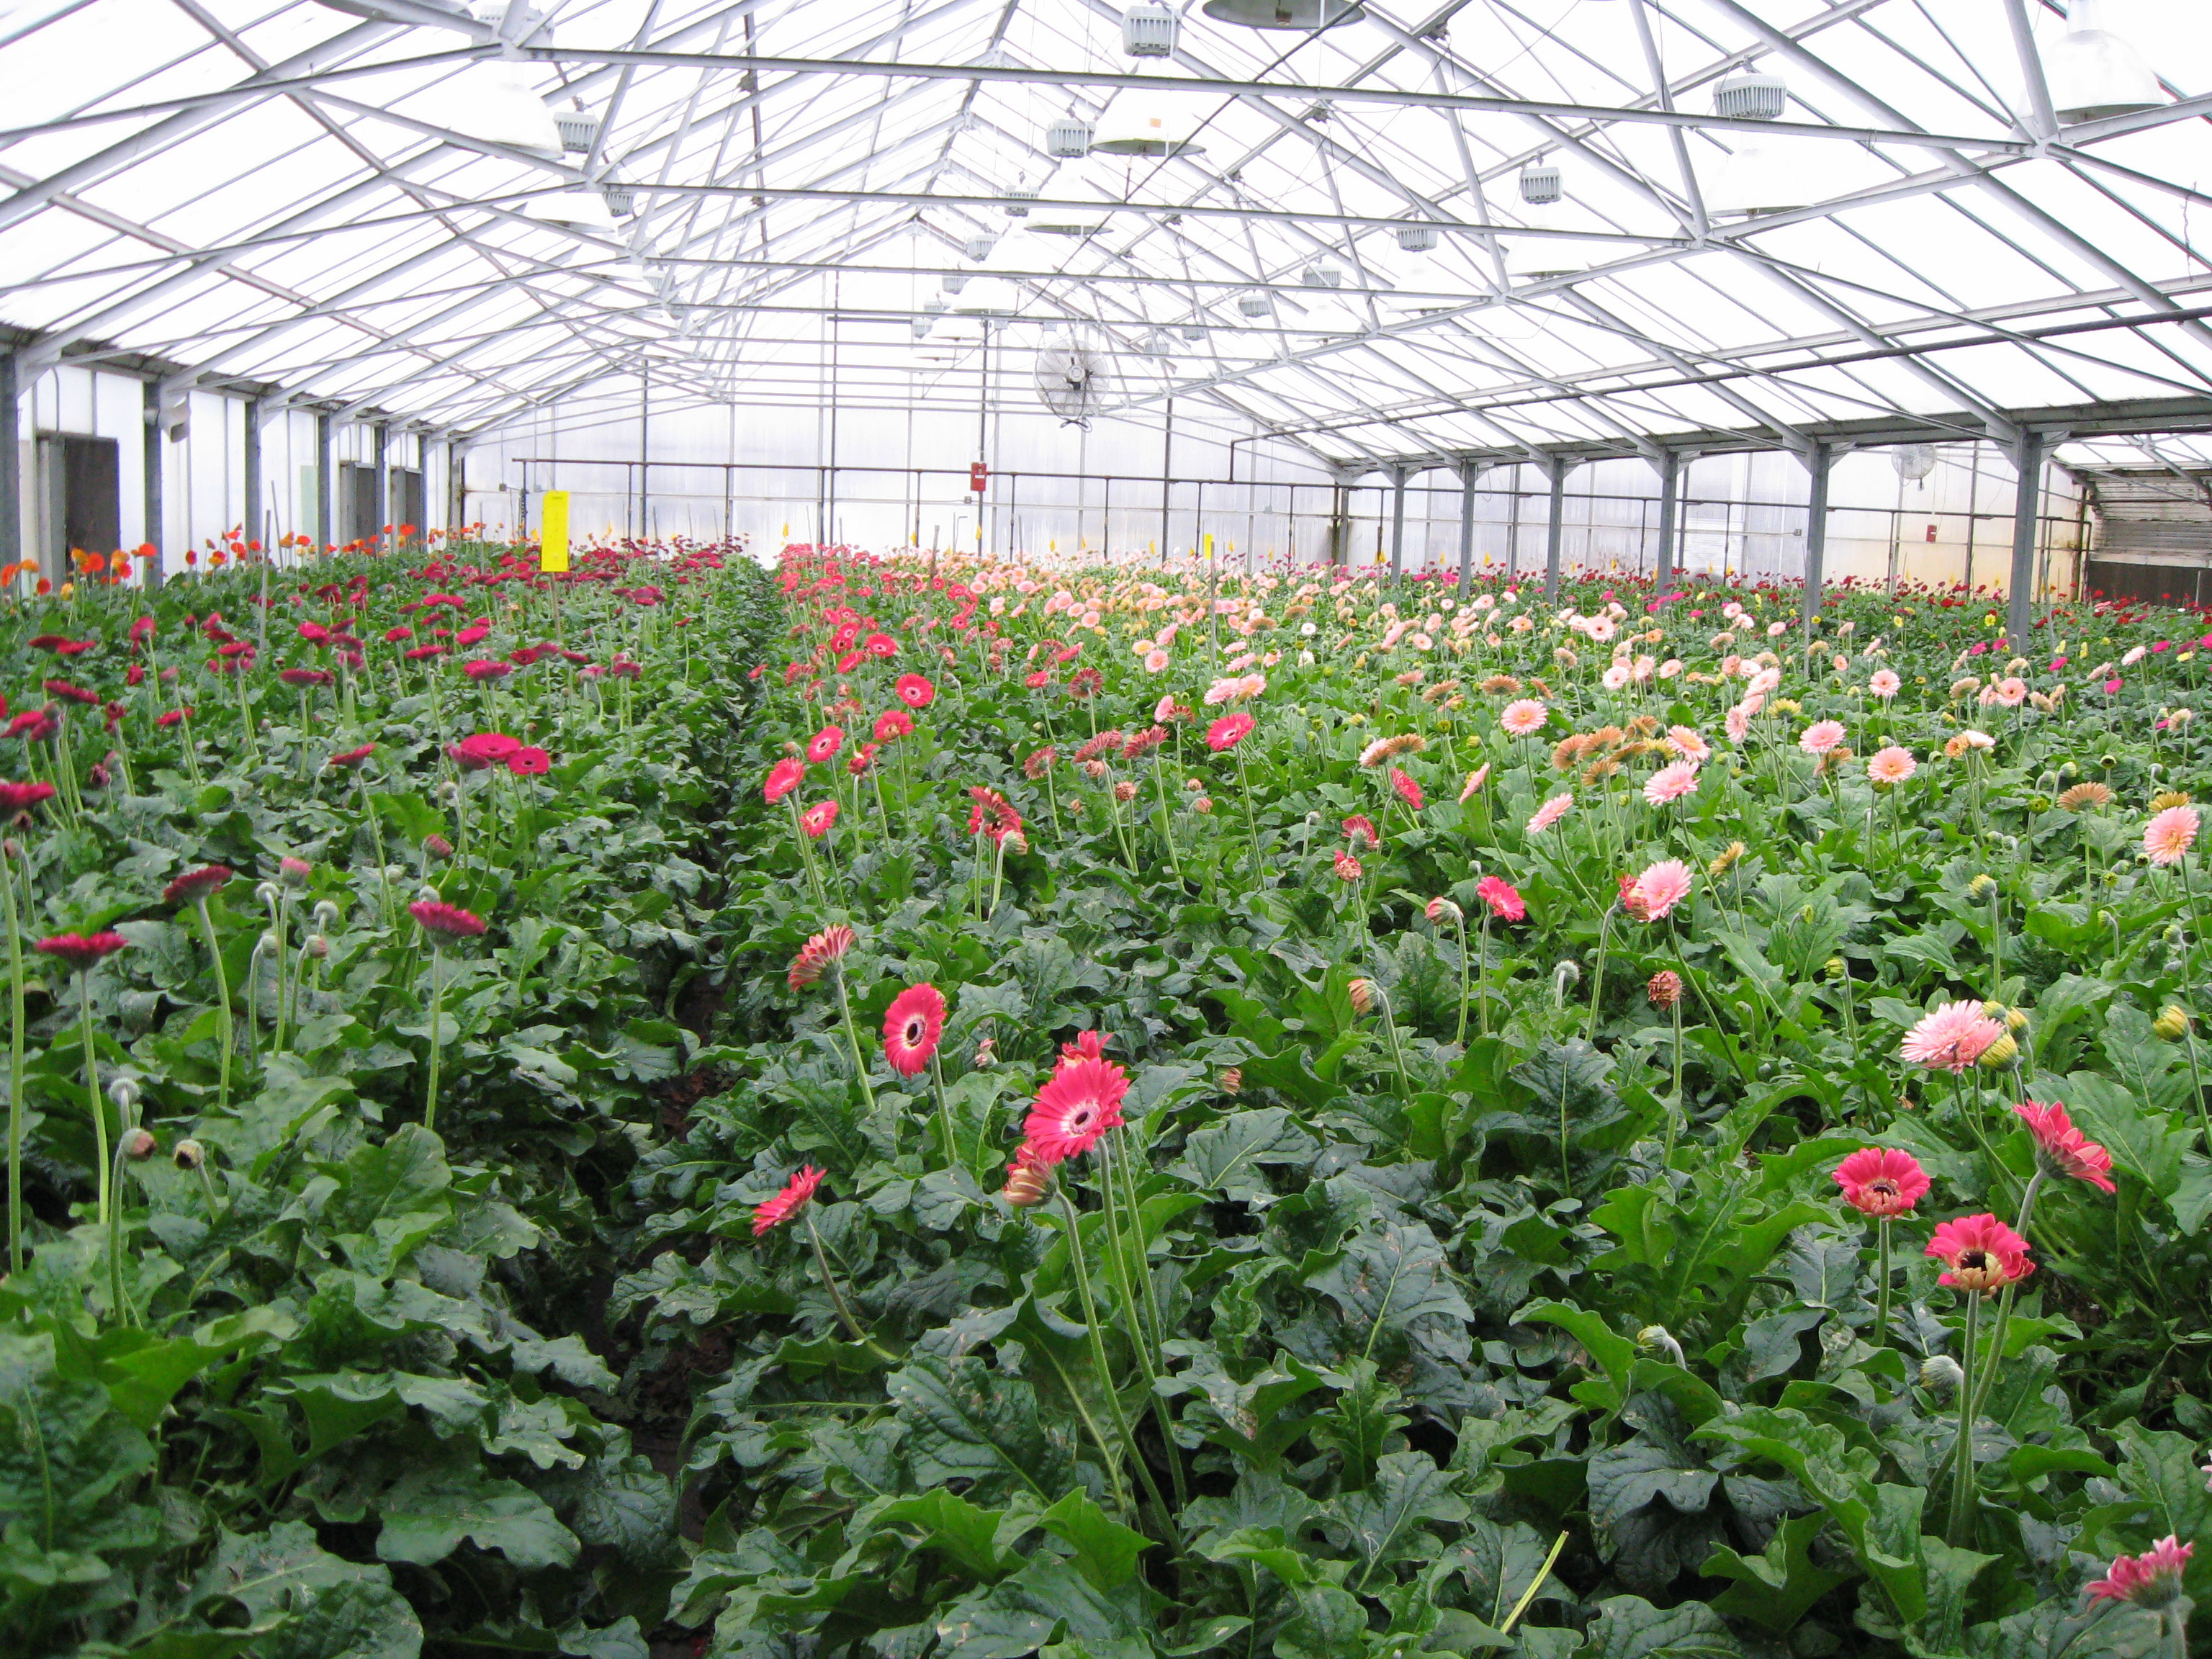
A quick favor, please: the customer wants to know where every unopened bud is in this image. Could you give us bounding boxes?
[2157,1006,2193,1041]
[1219,1067,1243,1096]
[255,881,282,905]
[1426,896,1464,926]
[1968,873,1996,897]
[1920,1354,1965,1393]
[279,856,311,889]
[1002,1148,1051,1208]
[1823,956,1846,981]
[1347,977,1377,1017]
[107,1076,141,1112]
[172,1137,204,1171]
[1002,831,1028,855]
[1636,1325,1686,1365]
[313,899,341,928]
[973,1036,996,1068]
[1647,970,1683,1010]
[423,833,454,860]
[1977,1032,2020,1069]
[305,934,330,959]
[122,1127,158,1161]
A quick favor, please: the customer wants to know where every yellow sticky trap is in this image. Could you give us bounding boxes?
[539,491,571,572]
[1205,532,1215,561]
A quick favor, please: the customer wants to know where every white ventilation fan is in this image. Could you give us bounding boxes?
[1894,444,1937,485]
[1036,332,1114,427]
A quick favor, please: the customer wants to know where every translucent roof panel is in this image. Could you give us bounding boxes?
[3,0,2209,470]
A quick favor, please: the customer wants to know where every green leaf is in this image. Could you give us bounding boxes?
[1327,1451,1467,1585]
[1036,1490,1148,1591]
[1174,1108,1317,1205]
[1583,1594,1742,1658]
[1442,1517,1568,1629]
[865,1490,1020,1582]
[935,1559,1148,1659]
[888,1356,1079,1507]
[374,1470,580,1569]
[1308,1222,1472,1356]
[1308,1359,1408,1491]
[1274,1584,1367,1659]
[1700,1514,1847,1633]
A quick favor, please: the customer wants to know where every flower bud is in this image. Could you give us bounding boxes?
[1920,1354,1965,1393]
[107,1076,141,1113]
[973,1036,996,1069]
[1822,956,1846,981]
[313,899,341,929]
[2157,1006,2193,1041]
[1001,1146,1051,1208]
[1636,1325,1685,1364]
[1968,873,1996,897]
[279,856,311,889]
[1426,896,1464,926]
[1002,831,1028,855]
[1977,1032,2020,1069]
[424,833,454,860]
[305,934,330,960]
[1219,1067,1243,1096]
[122,1127,158,1161]
[1347,978,1377,1017]
[172,1137,204,1171]
[1647,970,1683,1010]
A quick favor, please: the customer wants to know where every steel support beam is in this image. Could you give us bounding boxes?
[372,422,388,554]
[2009,430,2048,650]
[143,379,163,588]
[242,397,262,552]
[1457,459,1478,589]
[1653,451,1678,586]
[315,412,332,552]
[1543,461,1567,605]
[1388,465,1408,577]
[0,353,17,573]
[1802,442,1834,637]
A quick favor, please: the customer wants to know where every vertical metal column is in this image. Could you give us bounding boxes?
[1504,470,1521,583]
[1542,459,1567,604]
[143,379,164,588]
[1457,459,1478,589]
[1802,441,1833,637]
[242,397,262,552]
[0,353,18,572]
[448,439,465,533]
[639,364,651,540]
[1653,451,1678,585]
[1159,395,1174,562]
[1388,465,1408,577]
[372,421,389,554]
[2008,430,2046,652]
[315,413,332,553]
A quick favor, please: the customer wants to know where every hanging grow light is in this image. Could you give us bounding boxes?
[963,235,997,262]
[554,112,598,153]
[1706,71,1817,216]
[1395,223,1439,253]
[1093,99,1207,158]
[1302,258,1345,289]
[1003,188,1040,217]
[1519,158,1562,205]
[445,62,564,158]
[1046,113,1094,157]
[1238,292,1272,316]
[1201,0,1362,29]
[2046,0,2164,124]
[1124,1,1179,57]
[601,183,635,217]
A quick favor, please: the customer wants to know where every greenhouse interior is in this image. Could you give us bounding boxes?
[10,1,2212,1656]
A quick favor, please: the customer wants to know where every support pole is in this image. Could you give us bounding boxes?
[315,412,332,554]
[1457,459,1477,590]
[1388,464,1408,577]
[143,379,163,589]
[372,421,389,556]
[2008,430,2046,652]
[0,353,18,575]
[1542,459,1567,605]
[1802,441,1833,639]
[242,397,262,554]
[1653,449,1678,586]
[1160,395,1174,563]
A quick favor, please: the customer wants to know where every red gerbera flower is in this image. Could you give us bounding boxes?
[1206,713,1254,752]
[409,899,486,939]
[1833,1147,1930,1217]
[35,931,129,973]
[765,757,805,804]
[1022,1056,1130,1165]
[0,781,57,814]
[506,746,552,777]
[1475,876,1525,921]
[2013,1100,2117,1193]
[327,742,376,768]
[164,865,233,905]
[788,924,855,991]
[156,708,193,729]
[801,799,839,838]
[279,667,333,687]
[1925,1212,2034,1295]
[752,1165,824,1236]
[1342,814,1378,850]
[808,724,844,763]
[847,742,878,777]
[967,787,1022,846]
[882,983,947,1076]
[874,709,914,744]
[463,660,511,682]
[896,673,936,709]
[1390,768,1425,810]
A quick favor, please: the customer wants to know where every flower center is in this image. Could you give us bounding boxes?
[902,1017,925,1045]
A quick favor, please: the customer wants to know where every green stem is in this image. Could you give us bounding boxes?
[107,1118,135,1324]
[78,973,107,1226]
[193,895,232,1114]
[1874,1216,1892,1352]
[804,1207,896,1361]
[1948,1290,1982,1547]
[830,963,878,1114]
[1478,911,1493,1038]
[1056,1190,1143,1524]
[423,945,444,1136]
[1453,915,1469,1047]
[929,1051,961,1176]
[1586,906,1615,1042]
[1966,1170,2046,1427]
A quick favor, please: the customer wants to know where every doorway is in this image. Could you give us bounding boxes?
[35,434,120,581]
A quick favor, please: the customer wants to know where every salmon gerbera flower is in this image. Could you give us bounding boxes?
[1900,999,2003,1073]
[2013,1100,2117,1193]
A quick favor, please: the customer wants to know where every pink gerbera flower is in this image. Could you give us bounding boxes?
[1868,668,1902,698]
[1459,763,1490,802]
[788,925,855,991]
[1833,1147,1930,1216]
[1022,1056,1130,1164]
[1342,814,1379,850]
[506,746,552,777]
[883,983,946,1076]
[2013,1100,2118,1193]
[35,932,130,974]
[1334,849,1362,881]
[752,1166,824,1236]
[808,724,844,763]
[1799,719,1846,755]
[1901,999,2004,1073]
[2145,805,2200,867]
[1866,745,1916,786]
[2086,1537,2193,1608]
[1926,1212,2034,1294]
[1623,858,1694,922]
[800,799,839,838]
[1475,875,1525,921]
[874,708,914,743]
[1642,760,1700,806]
[409,899,486,938]
[1390,768,1424,810]
[765,757,806,804]
[1500,698,1547,737]
[1206,713,1254,751]
[1526,793,1573,835]
[896,673,935,709]
[1665,725,1710,763]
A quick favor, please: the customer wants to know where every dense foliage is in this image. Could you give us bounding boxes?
[12,539,2212,1659]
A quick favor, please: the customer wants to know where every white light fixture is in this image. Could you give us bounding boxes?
[1712,71,1789,121]
[1030,202,1111,237]
[1003,187,1039,217]
[1046,113,1094,157]
[2046,0,2164,124]
[1200,0,1362,29]
[554,111,598,153]
[1395,223,1439,253]
[1238,291,1272,316]
[1124,1,1179,57]
[1519,158,1562,205]
[445,63,564,158]
[1706,70,1817,217]
[1181,323,1205,341]
[1093,98,1207,157]
[531,190,618,230]
[601,183,634,217]
[942,273,971,295]
[1302,258,1345,289]
[963,235,998,262]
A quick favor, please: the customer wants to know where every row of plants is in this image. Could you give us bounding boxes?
[644,551,2212,1659]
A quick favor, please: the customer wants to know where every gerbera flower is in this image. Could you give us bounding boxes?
[1459,764,1490,801]
[848,742,878,776]
[1426,896,1463,925]
[1001,1144,1052,1206]
[1475,875,1525,920]
[34,932,129,973]
[1665,725,1710,763]
[506,746,552,777]
[1526,793,1573,835]
[1023,1056,1130,1164]
[326,742,375,768]
[801,799,839,838]
[1866,745,1917,786]
[1023,745,1057,778]
[1343,814,1379,850]
[895,673,935,709]
[1833,1147,1930,1216]
[1143,649,1170,673]
[462,660,511,682]
[808,725,844,763]
[1623,858,1694,922]
[1206,713,1254,751]
[1868,668,1902,698]
[788,925,855,991]
[2057,781,2113,811]
[1334,849,1363,881]
[2145,804,2200,867]
[967,787,1022,845]
[1925,1211,2033,1294]
[0,781,56,813]
[1642,760,1700,806]
[765,757,805,804]
[409,899,486,938]
[1500,698,1547,737]
[2085,1537,2193,1608]
[2013,1100,2117,1192]
[164,865,233,904]
[752,1166,824,1236]
[874,708,914,743]
[1390,768,1424,810]
[1901,999,2004,1073]
[882,983,946,1076]
[279,667,333,688]
[1799,719,1846,755]
[1647,970,1683,1010]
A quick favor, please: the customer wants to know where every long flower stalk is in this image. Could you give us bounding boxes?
[1948,1290,1982,1546]
[192,894,233,1113]
[1,849,26,1276]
